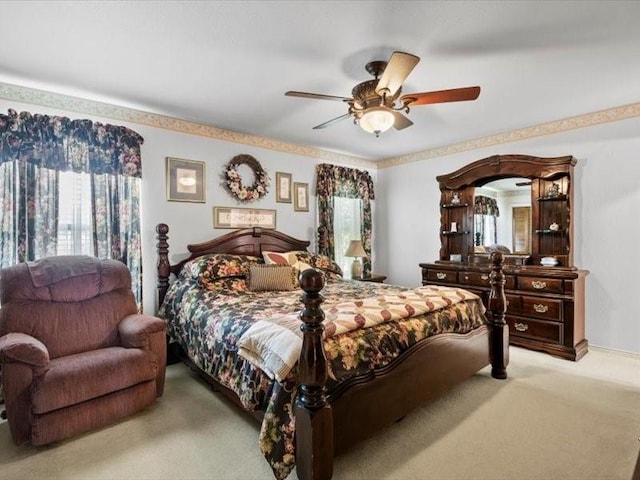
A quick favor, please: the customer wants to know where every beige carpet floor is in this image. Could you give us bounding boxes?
[1,346,639,480]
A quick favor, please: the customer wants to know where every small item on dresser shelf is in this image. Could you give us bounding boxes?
[549,222,560,231]
[540,256,559,266]
[545,182,561,198]
[450,222,458,232]
[450,192,460,205]
[450,254,462,262]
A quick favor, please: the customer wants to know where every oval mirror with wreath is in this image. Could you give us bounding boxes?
[223,154,270,202]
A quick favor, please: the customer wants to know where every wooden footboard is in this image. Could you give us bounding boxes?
[294,252,508,480]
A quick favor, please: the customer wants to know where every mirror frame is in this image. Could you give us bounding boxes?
[437,154,576,267]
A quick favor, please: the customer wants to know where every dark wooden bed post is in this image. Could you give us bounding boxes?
[156,223,171,308]
[488,251,509,379]
[295,269,334,480]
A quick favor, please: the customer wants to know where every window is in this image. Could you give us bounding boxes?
[333,197,362,276]
[474,214,497,247]
[315,163,374,277]
[57,171,93,256]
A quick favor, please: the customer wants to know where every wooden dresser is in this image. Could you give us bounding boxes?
[424,154,589,361]
[419,262,588,360]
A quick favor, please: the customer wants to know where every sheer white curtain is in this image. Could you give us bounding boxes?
[57,171,93,256]
[333,197,362,278]
[474,214,497,247]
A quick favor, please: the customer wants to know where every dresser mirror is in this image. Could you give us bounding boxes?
[473,178,531,256]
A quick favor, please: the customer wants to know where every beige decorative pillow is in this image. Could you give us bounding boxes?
[248,264,298,292]
[262,250,302,265]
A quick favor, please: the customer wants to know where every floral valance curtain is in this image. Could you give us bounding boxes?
[316,163,375,276]
[0,109,144,306]
[0,109,143,177]
[474,195,500,216]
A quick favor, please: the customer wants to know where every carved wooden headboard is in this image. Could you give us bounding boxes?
[155,223,310,306]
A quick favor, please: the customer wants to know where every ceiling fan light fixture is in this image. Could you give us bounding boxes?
[358,107,395,137]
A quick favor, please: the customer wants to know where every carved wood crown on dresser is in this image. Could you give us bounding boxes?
[423,154,589,361]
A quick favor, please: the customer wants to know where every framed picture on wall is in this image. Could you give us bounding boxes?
[293,182,309,212]
[275,172,292,203]
[166,157,206,203]
[213,207,277,229]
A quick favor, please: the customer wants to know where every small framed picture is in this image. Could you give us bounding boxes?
[166,157,206,203]
[275,172,292,203]
[213,207,277,229]
[293,182,309,212]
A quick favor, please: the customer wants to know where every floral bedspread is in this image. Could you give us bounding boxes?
[159,277,487,480]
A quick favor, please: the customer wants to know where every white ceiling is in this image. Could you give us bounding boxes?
[1,1,639,162]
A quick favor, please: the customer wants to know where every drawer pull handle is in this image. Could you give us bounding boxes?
[436,272,447,280]
[533,304,549,313]
[532,281,547,290]
[464,275,469,280]
[481,274,489,281]
[514,322,529,332]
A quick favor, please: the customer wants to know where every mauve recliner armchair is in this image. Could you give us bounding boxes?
[0,255,166,446]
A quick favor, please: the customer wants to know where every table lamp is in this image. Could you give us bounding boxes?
[344,239,367,279]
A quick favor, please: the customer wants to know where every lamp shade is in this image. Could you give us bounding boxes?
[358,107,395,136]
[344,240,366,258]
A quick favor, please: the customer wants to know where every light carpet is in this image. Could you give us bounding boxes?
[0,347,639,480]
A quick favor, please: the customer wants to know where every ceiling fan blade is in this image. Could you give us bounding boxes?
[285,91,352,102]
[312,113,352,130]
[401,86,481,106]
[376,51,420,97]
[392,111,413,131]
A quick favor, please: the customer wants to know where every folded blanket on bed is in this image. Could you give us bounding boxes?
[238,316,303,382]
[238,285,481,382]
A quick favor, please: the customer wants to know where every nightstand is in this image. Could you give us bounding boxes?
[354,274,387,283]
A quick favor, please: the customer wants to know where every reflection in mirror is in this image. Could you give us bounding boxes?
[474,178,531,254]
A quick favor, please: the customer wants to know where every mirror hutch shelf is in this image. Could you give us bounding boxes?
[419,154,588,361]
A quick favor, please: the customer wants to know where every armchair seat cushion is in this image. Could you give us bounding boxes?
[32,347,159,415]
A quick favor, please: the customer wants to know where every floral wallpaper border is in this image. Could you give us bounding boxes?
[378,102,640,169]
[1,81,638,171]
[0,82,374,169]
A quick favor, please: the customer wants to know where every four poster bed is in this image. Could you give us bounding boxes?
[155,223,508,480]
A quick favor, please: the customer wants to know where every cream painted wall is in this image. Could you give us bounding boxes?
[0,99,376,314]
[377,117,640,354]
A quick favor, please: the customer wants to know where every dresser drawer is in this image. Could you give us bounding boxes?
[507,316,563,344]
[460,271,517,290]
[425,269,458,284]
[505,294,522,315]
[520,296,562,321]
[518,276,563,294]
[460,271,490,287]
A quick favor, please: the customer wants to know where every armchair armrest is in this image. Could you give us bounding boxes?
[119,314,167,349]
[0,332,50,368]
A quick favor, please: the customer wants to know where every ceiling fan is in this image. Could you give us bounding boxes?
[285,51,481,137]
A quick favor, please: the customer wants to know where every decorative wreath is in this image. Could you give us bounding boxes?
[223,154,270,203]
